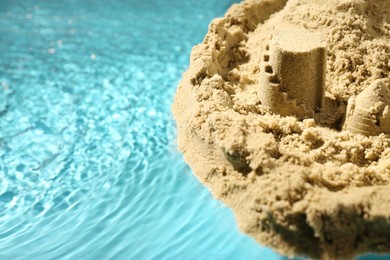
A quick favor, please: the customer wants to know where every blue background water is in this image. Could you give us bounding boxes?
[0,0,388,259]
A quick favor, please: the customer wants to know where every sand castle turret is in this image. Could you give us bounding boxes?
[258,29,327,118]
[344,79,390,136]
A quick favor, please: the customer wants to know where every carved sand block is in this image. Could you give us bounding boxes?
[344,79,390,136]
[259,29,327,118]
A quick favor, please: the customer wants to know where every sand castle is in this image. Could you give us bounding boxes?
[258,29,326,119]
[344,79,390,136]
[259,29,390,137]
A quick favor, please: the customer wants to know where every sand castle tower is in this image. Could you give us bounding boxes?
[259,29,327,118]
[343,79,390,136]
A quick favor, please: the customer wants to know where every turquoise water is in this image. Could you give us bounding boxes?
[0,0,388,259]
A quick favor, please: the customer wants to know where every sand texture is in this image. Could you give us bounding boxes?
[172,0,390,259]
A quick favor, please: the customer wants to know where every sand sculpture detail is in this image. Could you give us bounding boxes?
[344,79,390,136]
[259,29,326,119]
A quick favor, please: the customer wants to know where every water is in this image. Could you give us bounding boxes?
[0,0,388,259]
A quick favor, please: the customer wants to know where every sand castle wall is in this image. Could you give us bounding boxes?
[259,29,326,118]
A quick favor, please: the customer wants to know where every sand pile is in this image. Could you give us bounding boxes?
[172,0,390,258]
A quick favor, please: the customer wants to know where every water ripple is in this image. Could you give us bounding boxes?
[0,0,386,259]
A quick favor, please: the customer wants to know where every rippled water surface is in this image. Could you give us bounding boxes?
[0,0,389,259]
